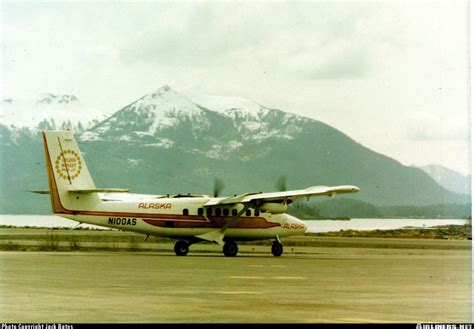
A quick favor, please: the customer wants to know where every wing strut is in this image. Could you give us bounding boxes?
[195,203,252,244]
[222,203,251,230]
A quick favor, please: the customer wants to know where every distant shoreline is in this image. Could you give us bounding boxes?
[0,224,470,253]
[309,224,471,240]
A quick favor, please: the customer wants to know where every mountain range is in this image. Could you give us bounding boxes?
[0,86,470,216]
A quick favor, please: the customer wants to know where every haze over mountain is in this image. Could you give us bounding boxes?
[419,164,471,195]
[0,86,469,215]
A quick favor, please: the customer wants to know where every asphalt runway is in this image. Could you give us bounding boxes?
[0,243,472,323]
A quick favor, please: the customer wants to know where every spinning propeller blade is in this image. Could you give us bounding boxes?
[213,177,225,197]
[275,175,287,192]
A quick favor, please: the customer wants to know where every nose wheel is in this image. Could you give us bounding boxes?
[174,240,189,256]
[271,240,283,257]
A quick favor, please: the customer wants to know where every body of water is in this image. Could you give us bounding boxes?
[0,215,469,233]
[0,215,104,230]
[304,218,469,233]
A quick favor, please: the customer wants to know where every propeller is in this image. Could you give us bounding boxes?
[275,175,293,205]
[213,177,225,197]
[275,175,287,192]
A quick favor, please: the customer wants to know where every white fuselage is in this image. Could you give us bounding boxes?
[58,193,307,241]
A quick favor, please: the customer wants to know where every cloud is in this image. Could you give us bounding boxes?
[405,112,470,141]
[118,3,272,67]
[286,42,372,80]
[117,2,379,80]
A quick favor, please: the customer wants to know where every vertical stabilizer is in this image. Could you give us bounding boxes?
[42,131,99,213]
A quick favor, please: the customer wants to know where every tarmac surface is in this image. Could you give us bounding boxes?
[0,241,472,323]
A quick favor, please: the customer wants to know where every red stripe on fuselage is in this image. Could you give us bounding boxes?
[142,216,281,229]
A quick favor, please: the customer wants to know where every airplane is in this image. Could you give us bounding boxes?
[32,131,360,257]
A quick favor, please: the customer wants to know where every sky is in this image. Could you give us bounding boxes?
[1,0,471,175]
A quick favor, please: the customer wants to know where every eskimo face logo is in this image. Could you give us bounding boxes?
[55,150,82,180]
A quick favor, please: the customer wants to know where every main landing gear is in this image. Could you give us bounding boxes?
[223,241,238,257]
[174,240,189,256]
[174,240,239,257]
[173,239,284,257]
[223,240,283,257]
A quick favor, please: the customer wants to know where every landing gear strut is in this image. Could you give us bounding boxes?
[223,241,238,257]
[271,240,283,257]
[174,240,189,256]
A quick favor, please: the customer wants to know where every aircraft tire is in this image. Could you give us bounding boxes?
[174,240,189,256]
[223,241,238,257]
[271,241,283,257]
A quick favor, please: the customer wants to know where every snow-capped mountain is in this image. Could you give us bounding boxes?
[83,86,310,149]
[1,94,106,132]
[79,86,317,162]
[190,92,310,141]
[36,93,78,105]
[83,86,211,141]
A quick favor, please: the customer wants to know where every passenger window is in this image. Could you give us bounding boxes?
[215,208,222,216]
[231,209,238,216]
[223,208,229,216]
[245,209,251,216]
[206,208,212,216]
[198,208,204,216]
[183,209,189,216]
[255,209,260,216]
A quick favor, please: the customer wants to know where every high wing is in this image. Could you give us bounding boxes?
[205,185,360,207]
[197,185,360,244]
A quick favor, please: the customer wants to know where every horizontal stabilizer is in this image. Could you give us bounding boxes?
[30,188,130,195]
[30,190,51,194]
[69,188,130,193]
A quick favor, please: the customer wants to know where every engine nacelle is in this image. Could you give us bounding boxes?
[260,201,288,214]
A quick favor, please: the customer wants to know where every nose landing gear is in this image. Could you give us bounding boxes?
[271,240,283,257]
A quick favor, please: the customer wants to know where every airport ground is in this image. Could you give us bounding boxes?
[0,227,471,323]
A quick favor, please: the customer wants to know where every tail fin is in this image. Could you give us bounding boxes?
[42,131,99,213]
